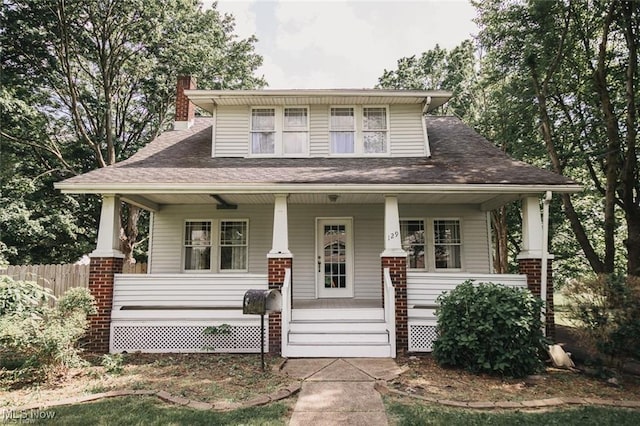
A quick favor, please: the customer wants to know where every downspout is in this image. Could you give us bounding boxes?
[422,96,432,158]
[540,191,552,336]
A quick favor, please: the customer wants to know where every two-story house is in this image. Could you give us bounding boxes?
[56,76,580,357]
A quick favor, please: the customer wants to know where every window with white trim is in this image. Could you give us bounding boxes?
[184,221,212,271]
[219,220,248,271]
[250,108,275,154]
[433,219,462,269]
[400,219,426,269]
[283,107,308,155]
[330,107,355,154]
[250,107,308,156]
[363,107,388,153]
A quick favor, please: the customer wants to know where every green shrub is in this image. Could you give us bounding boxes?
[433,281,546,378]
[0,275,53,316]
[0,280,96,383]
[563,274,640,366]
[101,353,124,375]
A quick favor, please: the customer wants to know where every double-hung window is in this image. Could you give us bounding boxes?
[400,219,426,269]
[184,221,212,271]
[362,107,388,153]
[251,108,275,154]
[330,107,355,154]
[433,219,462,269]
[219,220,248,271]
[283,107,308,155]
[250,107,308,156]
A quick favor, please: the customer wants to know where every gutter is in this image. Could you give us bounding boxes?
[55,183,582,195]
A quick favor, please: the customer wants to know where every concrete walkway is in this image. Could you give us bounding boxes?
[282,358,405,426]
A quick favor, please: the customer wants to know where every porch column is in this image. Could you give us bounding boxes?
[267,194,292,355]
[88,195,124,353]
[517,195,555,338]
[381,195,408,354]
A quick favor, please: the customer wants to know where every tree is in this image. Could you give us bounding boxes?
[474,0,639,277]
[377,40,479,121]
[1,0,266,264]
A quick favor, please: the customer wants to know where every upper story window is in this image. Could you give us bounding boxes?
[283,107,308,155]
[363,107,388,153]
[433,219,462,270]
[251,108,276,154]
[330,107,355,154]
[250,107,308,156]
[329,106,389,155]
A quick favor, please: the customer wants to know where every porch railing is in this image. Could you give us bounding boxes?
[383,267,396,358]
[110,273,268,353]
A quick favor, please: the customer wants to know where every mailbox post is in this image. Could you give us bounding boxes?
[243,289,282,370]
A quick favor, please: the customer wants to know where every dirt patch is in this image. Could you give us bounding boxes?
[0,353,292,408]
[391,354,640,402]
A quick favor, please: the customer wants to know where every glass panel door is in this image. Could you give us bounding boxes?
[317,219,353,298]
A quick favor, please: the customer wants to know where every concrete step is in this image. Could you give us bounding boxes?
[283,343,393,358]
[291,308,384,322]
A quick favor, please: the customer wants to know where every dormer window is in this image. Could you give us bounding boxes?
[330,107,355,154]
[363,107,388,153]
[250,107,309,156]
[251,108,276,154]
[329,106,389,155]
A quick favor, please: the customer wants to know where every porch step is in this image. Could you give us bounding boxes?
[291,308,385,322]
[283,342,393,358]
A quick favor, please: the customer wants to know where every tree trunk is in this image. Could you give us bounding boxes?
[119,204,140,264]
[491,207,509,273]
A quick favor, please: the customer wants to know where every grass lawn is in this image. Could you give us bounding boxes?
[386,399,640,425]
[23,396,288,425]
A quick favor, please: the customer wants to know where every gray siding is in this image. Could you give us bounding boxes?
[213,106,249,157]
[211,104,427,158]
[150,204,271,274]
[150,203,491,298]
[309,105,329,156]
[389,104,426,156]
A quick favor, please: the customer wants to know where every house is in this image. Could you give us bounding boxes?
[56,76,580,357]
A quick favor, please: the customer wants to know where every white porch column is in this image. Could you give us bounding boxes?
[381,195,407,257]
[517,196,543,259]
[90,195,124,258]
[268,194,292,258]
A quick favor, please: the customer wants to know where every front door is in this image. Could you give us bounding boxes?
[316,218,354,298]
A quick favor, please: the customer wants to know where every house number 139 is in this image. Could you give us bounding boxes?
[387,231,399,241]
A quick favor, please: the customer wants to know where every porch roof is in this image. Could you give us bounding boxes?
[56,116,580,198]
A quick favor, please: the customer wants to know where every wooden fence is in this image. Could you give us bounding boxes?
[1,263,147,302]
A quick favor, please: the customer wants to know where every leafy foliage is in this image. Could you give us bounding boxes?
[0,277,96,384]
[101,353,124,375]
[0,0,266,264]
[433,281,546,378]
[0,275,53,316]
[563,274,640,366]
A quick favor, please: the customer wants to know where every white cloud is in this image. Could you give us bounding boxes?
[209,0,478,89]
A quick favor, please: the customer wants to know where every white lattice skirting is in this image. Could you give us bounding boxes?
[111,325,266,353]
[408,323,438,352]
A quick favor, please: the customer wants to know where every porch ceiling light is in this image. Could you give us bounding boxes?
[328,194,339,203]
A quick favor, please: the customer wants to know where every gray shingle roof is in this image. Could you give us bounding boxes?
[58,116,576,187]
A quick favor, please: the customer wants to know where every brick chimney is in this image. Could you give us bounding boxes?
[174,75,197,130]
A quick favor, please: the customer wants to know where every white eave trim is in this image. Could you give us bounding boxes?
[56,182,582,195]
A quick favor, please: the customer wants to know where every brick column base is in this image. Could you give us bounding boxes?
[382,256,407,355]
[518,258,555,339]
[268,257,292,355]
[87,257,123,353]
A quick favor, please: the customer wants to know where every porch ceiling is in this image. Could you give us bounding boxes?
[123,192,521,210]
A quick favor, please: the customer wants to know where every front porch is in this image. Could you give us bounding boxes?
[85,190,556,357]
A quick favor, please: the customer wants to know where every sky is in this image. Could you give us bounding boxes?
[205,0,479,89]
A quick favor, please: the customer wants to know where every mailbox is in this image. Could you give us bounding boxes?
[243,289,282,315]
